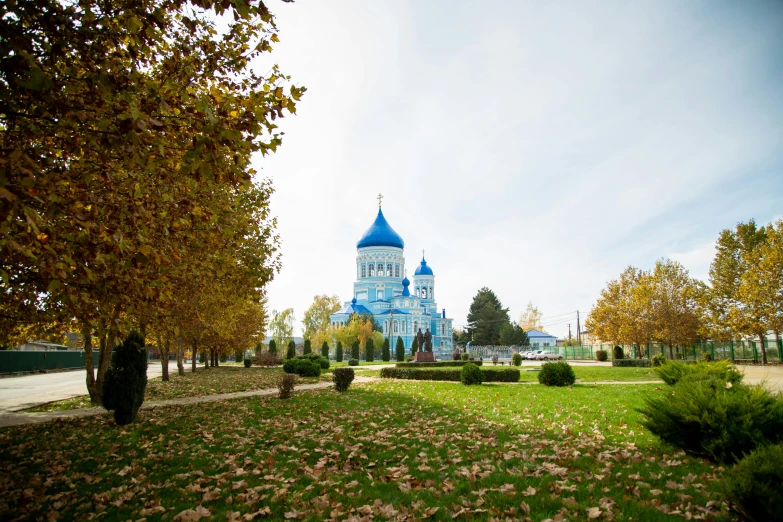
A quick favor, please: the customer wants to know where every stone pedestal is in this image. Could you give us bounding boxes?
[414,351,436,362]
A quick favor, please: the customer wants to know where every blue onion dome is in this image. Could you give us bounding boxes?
[356,209,405,249]
[401,276,410,296]
[351,297,357,305]
[414,257,434,276]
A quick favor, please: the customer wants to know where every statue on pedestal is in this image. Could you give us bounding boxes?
[424,328,433,352]
[416,328,424,352]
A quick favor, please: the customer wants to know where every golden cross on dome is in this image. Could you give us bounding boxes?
[422,249,425,258]
[377,193,383,208]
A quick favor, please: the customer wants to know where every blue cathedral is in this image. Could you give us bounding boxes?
[330,201,454,352]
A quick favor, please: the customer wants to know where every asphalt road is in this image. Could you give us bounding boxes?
[0,361,184,413]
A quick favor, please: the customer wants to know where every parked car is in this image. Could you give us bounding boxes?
[536,351,563,360]
[526,350,545,359]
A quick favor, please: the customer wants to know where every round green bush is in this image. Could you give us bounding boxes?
[282,358,298,374]
[595,350,608,362]
[512,353,523,366]
[296,359,321,377]
[348,358,359,366]
[333,367,355,392]
[538,361,576,387]
[461,353,469,361]
[460,363,484,385]
[243,359,252,368]
[723,443,783,522]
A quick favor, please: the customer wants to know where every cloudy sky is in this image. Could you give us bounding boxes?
[254,0,783,338]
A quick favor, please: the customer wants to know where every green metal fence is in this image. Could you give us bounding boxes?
[554,339,783,363]
[0,351,100,374]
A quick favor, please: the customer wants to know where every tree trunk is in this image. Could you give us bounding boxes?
[759,332,768,366]
[177,342,184,376]
[192,340,198,373]
[82,322,100,405]
[668,344,674,359]
[213,349,219,367]
[159,333,169,382]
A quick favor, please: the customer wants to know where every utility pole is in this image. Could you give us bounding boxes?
[568,324,572,342]
[576,310,581,345]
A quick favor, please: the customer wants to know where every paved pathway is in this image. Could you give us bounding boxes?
[0,361,187,414]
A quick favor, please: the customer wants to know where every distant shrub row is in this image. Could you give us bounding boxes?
[380,367,519,382]
[394,361,483,368]
[611,359,651,368]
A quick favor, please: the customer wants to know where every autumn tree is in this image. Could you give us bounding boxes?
[466,288,510,345]
[518,302,545,332]
[0,0,302,402]
[703,220,768,340]
[302,295,341,339]
[648,259,702,358]
[269,309,295,350]
[733,220,783,364]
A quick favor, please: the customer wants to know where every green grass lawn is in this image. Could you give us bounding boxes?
[2,380,728,521]
[26,367,318,412]
[362,365,662,382]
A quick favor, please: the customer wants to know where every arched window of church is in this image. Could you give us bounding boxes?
[369,263,374,277]
[387,264,392,277]
[414,321,418,332]
[361,264,366,278]
[376,264,383,277]
[393,322,398,333]
[422,288,427,299]
[402,320,406,332]
[430,287,434,299]
[395,264,400,278]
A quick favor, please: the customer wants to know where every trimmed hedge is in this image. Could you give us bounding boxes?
[332,367,355,392]
[395,361,483,368]
[380,367,519,382]
[538,361,576,386]
[612,359,651,367]
[595,350,608,362]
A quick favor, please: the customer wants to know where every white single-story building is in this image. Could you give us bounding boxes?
[526,329,558,348]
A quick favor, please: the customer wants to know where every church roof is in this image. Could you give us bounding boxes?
[335,298,372,315]
[377,309,410,315]
[356,209,405,249]
[414,257,434,276]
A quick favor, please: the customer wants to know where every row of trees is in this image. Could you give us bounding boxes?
[586,219,783,364]
[462,287,530,346]
[0,0,304,402]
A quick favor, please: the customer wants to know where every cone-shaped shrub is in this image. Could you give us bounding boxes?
[382,338,390,362]
[286,340,296,359]
[395,337,405,362]
[411,338,418,354]
[351,340,360,361]
[303,339,311,355]
[102,330,148,426]
[336,342,343,363]
[268,339,277,356]
[321,341,329,358]
[366,338,374,362]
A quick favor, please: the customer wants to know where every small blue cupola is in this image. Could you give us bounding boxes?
[401,276,411,296]
[356,209,405,249]
[414,257,434,276]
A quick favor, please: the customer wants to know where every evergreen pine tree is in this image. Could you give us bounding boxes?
[396,336,405,362]
[366,338,374,362]
[336,341,344,362]
[411,338,418,355]
[268,339,277,356]
[382,338,390,361]
[287,340,296,359]
[303,339,311,355]
[351,340,360,361]
[321,341,329,358]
